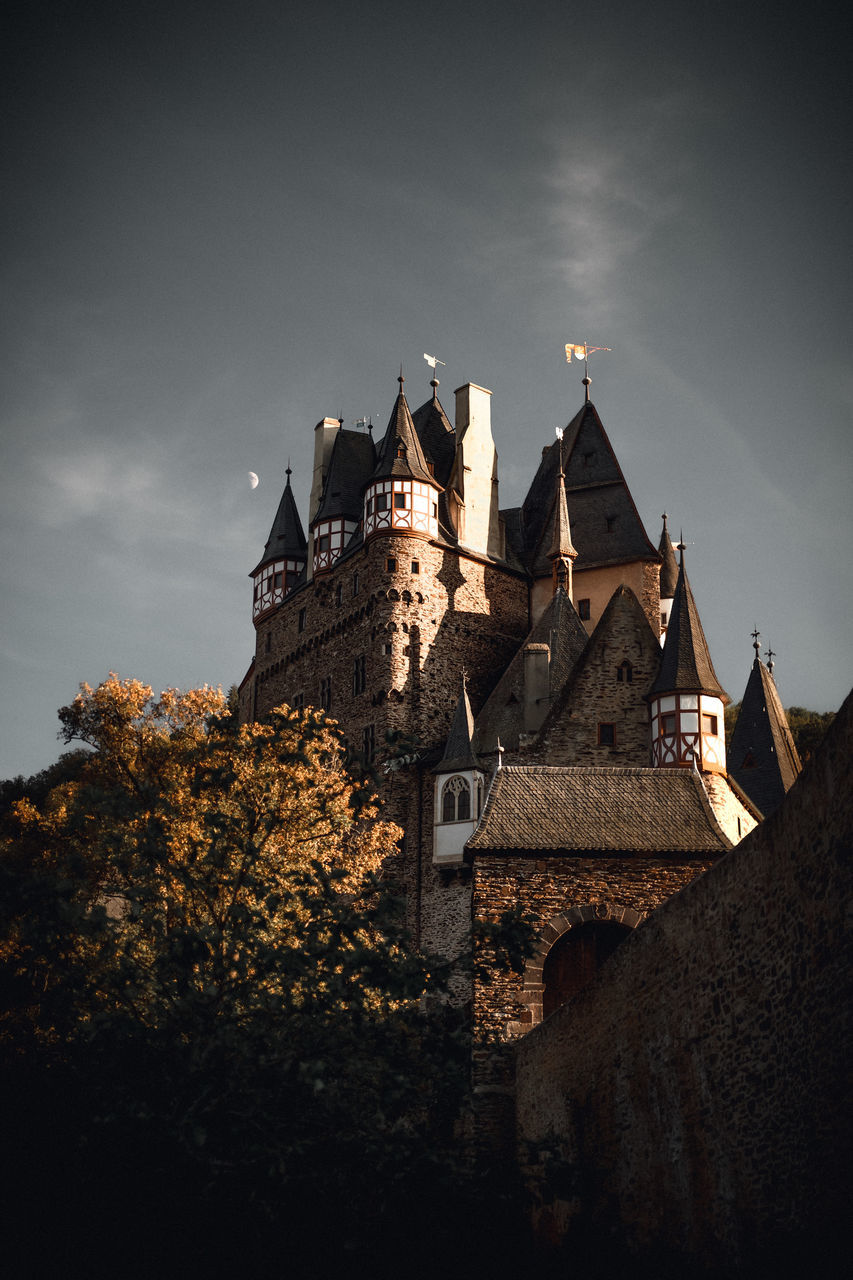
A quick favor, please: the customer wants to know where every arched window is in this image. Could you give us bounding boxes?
[542,921,631,1018]
[441,775,471,823]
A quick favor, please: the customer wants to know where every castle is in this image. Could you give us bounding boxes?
[238,366,800,1037]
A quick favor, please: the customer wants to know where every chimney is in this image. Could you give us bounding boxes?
[523,643,550,733]
[309,418,341,525]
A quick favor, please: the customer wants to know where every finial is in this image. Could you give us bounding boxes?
[496,738,504,771]
[424,352,445,397]
[765,645,775,673]
[564,340,611,404]
[677,531,686,564]
[662,511,668,529]
[338,412,344,427]
[398,364,404,389]
[751,626,761,657]
[285,457,292,482]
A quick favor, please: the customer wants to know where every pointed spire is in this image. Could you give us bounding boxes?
[658,513,679,599]
[546,457,578,565]
[371,375,439,487]
[436,673,480,773]
[650,542,728,701]
[729,639,802,816]
[252,465,307,572]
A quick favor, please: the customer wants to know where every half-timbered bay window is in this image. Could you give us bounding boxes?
[363,478,439,540]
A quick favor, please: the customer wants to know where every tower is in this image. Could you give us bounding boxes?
[648,543,729,772]
[728,635,801,816]
[250,465,307,621]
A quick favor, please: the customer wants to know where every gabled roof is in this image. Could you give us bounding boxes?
[251,468,308,574]
[728,658,802,817]
[521,402,659,574]
[658,514,679,598]
[435,679,481,773]
[371,379,440,488]
[537,584,662,750]
[412,390,456,488]
[649,549,728,702]
[313,429,376,524]
[466,766,732,854]
[473,587,589,753]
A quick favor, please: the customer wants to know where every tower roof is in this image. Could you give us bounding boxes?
[411,390,456,488]
[521,402,659,574]
[473,586,589,754]
[435,677,480,773]
[371,378,440,488]
[728,655,802,817]
[313,428,376,524]
[251,467,307,574]
[649,547,728,701]
[658,513,679,598]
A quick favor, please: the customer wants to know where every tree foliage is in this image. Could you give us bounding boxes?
[1,676,529,1276]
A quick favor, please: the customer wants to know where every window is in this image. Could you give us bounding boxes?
[353,654,366,696]
[273,572,283,589]
[432,502,438,518]
[598,723,615,746]
[335,583,342,607]
[605,515,617,532]
[702,713,718,736]
[292,691,304,712]
[578,598,591,620]
[298,607,306,632]
[382,642,392,656]
[441,775,471,823]
[394,491,407,509]
[411,560,420,574]
[661,712,676,736]
[253,582,260,601]
[386,557,397,572]
[319,677,332,711]
[660,611,667,628]
[375,494,388,512]
[352,572,359,596]
[395,440,406,459]
[362,723,375,763]
[318,532,330,552]
[583,450,596,468]
[286,567,300,591]
[616,660,633,683]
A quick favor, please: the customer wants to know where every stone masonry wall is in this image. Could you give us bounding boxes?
[515,690,853,1274]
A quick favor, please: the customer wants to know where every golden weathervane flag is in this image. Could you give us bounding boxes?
[565,344,588,362]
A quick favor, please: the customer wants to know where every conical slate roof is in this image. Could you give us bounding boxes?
[251,468,307,574]
[521,402,659,574]
[658,514,679,598]
[649,548,728,701]
[313,429,376,524]
[435,678,480,773]
[412,388,456,487]
[728,657,801,817]
[372,378,439,487]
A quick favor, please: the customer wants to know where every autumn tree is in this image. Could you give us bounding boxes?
[1,677,531,1277]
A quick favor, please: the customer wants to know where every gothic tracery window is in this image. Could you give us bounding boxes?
[441,775,471,823]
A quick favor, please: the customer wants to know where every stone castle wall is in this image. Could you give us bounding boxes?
[514,691,853,1273]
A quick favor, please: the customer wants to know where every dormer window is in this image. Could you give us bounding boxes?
[395,438,407,459]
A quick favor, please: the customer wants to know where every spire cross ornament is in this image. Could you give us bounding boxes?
[564,340,612,402]
[751,627,761,656]
[765,645,775,673]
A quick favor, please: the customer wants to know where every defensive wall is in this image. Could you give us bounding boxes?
[515,689,852,1276]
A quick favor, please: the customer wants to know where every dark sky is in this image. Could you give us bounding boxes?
[2,0,851,778]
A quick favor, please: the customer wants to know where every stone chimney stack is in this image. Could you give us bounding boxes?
[452,383,503,560]
[309,417,341,525]
[523,643,551,733]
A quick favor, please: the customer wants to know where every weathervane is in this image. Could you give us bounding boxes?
[564,340,612,402]
[424,353,445,394]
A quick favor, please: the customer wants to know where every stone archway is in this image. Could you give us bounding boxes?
[514,903,644,1033]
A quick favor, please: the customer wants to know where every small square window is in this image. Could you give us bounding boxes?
[394,491,407,509]
[702,713,718,736]
[598,723,615,746]
[578,598,591,620]
[386,557,397,572]
[411,560,419,574]
[661,712,676,736]
[376,494,388,512]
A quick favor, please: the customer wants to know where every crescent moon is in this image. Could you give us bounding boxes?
[248,471,259,489]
